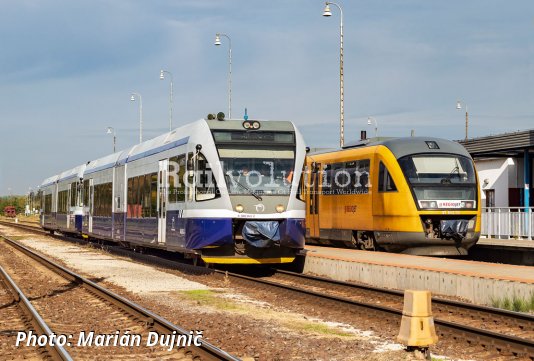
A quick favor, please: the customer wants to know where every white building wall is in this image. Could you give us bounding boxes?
[475,158,514,207]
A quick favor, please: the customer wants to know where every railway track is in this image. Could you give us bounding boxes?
[0,231,238,361]
[2,220,534,359]
[0,262,71,360]
[246,269,534,359]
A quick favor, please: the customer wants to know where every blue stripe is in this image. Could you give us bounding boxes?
[41,181,56,187]
[125,137,189,164]
[85,162,115,175]
[58,174,80,182]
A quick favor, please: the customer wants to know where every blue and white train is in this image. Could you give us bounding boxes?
[39,117,306,264]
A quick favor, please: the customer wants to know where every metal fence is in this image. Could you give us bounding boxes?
[481,207,533,240]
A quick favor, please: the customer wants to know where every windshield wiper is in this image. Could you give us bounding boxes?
[225,173,263,201]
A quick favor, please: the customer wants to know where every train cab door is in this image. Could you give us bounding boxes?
[88,179,94,233]
[157,159,168,245]
[309,162,321,238]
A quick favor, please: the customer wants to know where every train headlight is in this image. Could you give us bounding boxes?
[235,204,244,213]
[276,204,285,213]
[430,201,437,208]
[242,120,261,130]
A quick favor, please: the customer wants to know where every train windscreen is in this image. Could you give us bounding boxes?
[219,148,295,196]
[398,154,477,209]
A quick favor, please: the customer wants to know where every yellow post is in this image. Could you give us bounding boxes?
[397,290,438,357]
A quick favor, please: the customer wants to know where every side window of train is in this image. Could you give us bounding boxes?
[379,162,397,192]
[327,159,370,195]
[70,182,76,207]
[168,155,186,203]
[150,173,158,216]
[296,165,306,201]
[196,153,220,201]
[322,164,332,195]
[82,180,89,207]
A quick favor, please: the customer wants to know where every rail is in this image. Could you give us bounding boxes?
[481,207,533,240]
[0,264,73,361]
[0,234,239,361]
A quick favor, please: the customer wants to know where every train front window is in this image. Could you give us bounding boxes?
[219,148,295,196]
[398,154,477,209]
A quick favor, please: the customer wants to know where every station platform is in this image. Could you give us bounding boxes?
[302,245,534,306]
[470,237,534,265]
[477,237,534,248]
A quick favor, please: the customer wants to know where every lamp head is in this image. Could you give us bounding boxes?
[323,3,332,16]
[456,100,462,110]
[130,94,135,101]
[160,69,165,80]
[106,127,113,134]
[367,117,372,125]
[214,34,221,46]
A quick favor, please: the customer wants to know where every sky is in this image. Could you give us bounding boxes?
[1,1,534,195]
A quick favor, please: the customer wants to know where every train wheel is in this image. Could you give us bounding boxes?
[361,233,378,251]
[344,234,359,249]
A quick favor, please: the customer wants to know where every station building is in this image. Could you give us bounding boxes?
[458,130,533,209]
[458,130,533,239]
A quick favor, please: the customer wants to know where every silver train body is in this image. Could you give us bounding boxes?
[39,118,306,264]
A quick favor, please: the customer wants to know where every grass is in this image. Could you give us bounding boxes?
[178,289,357,338]
[289,320,354,337]
[491,292,534,313]
[179,289,240,311]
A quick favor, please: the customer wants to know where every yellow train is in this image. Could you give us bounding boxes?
[304,137,481,256]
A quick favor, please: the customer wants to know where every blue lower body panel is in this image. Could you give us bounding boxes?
[75,215,83,232]
[185,218,233,249]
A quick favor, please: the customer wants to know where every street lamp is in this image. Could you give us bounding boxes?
[214,33,232,119]
[130,92,143,143]
[456,100,468,141]
[367,117,378,138]
[106,127,116,153]
[160,69,174,131]
[323,1,344,148]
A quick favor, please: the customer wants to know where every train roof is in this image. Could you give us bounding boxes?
[116,120,199,166]
[380,137,471,159]
[42,118,301,182]
[40,174,60,187]
[311,137,472,159]
[205,119,295,131]
[58,163,86,182]
[84,151,124,175]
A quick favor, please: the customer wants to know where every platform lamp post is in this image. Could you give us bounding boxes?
[214,33,232,119]
[323,1,344,148]
[456,100,468,141]
[106,127,116,153]
[130,92,143,143]
[160,69,173,131]
[367,117,378,138]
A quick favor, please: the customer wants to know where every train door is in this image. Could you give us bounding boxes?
[309,162,321,238]
[113,165,126,241]
[88,179,94,233]
[66,186,71,229]
[157,159,168,244]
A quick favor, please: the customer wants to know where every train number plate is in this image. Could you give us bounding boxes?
[437,200,462,208]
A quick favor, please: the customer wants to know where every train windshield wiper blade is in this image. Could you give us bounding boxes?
[225,173,263,201]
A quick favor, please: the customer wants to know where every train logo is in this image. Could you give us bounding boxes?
[254,203,265,213]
